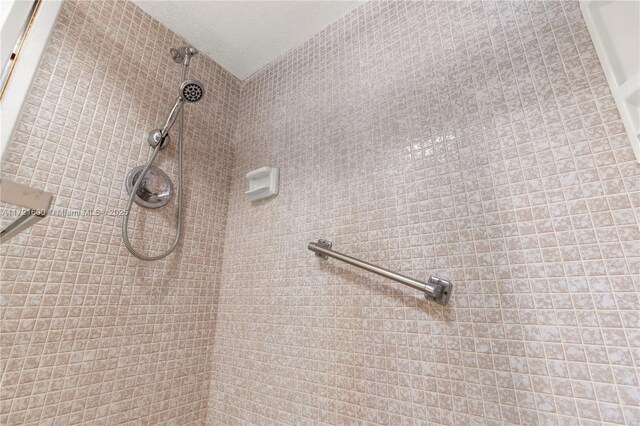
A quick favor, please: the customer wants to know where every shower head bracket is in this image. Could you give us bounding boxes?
[148,129,170,150]
[170,46,198,65]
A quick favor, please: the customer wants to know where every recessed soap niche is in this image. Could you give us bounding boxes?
[245,167,279,202]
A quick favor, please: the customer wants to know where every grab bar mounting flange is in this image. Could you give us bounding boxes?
[314,239,333,259]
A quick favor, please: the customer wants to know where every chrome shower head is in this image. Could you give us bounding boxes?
[180,79,204,103]
[149,79,207,149]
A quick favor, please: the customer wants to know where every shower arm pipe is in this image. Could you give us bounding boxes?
[308,240,452,306]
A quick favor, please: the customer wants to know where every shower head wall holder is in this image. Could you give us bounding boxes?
[170,46,198,65]
[148,129,170,150]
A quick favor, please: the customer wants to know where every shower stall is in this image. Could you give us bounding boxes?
[1,1,639,425]
[122,46,204,261]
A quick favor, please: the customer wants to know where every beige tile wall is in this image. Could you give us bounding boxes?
[0,0,240,424]
[2,0,639,425]
[210,1,639,424]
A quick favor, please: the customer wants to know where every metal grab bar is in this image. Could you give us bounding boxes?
[308,239,452,305]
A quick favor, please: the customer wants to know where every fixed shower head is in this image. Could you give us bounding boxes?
[180,79,204,103]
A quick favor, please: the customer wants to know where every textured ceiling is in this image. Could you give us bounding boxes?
[132,1,363,79]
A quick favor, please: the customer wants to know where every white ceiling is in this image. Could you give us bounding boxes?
[133,1,363,80]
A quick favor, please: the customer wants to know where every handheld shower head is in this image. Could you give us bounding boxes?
[165,79,205,127]
[180,80,204,103]
[148,79,206,149]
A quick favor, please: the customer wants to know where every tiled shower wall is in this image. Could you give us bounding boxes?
[210,1,639,424]
[1,1,239,424]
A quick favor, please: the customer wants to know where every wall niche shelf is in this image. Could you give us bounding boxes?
[245,167,279,202]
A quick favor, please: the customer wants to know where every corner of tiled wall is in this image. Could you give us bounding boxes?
[2,0,639,425]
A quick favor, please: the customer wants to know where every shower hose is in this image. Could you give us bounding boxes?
[121,108,184,261]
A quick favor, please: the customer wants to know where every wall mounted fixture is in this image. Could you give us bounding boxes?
[246,167,279,202]
[121,46,204,261]
[308,239,453,305]
[0,178,53,242]
[125,165,173,209]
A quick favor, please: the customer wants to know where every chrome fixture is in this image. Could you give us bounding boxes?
[122,46,203,261]
[147,79,205,150]
[125,165,173,209]
[170,46,198,65]
[308,239,453,305]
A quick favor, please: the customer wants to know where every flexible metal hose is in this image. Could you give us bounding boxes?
[122,69,186,261]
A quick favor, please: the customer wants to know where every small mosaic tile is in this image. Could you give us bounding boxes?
[1,0,240,424]
[2,0,639,425]
[209,1,640,425]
